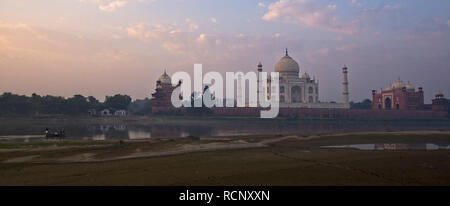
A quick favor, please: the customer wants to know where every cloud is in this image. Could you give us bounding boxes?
[403,18,450,40]
[305,47,329,63]
[185,18,200,31]
[358,3,402,27]
[258,2,266,8]
[126,23,150,40]
[0,22,130,66]
[211,18,217,24]
[125,22,194,56]
[382,4,401,12]
[262,0,360,34]
[111,34,122,39]
[334,36,343,42]
[99,0,128,12]
[196,33,207,43]
[122,20,303,72]
[0,21,150,99]
[335,43,356,52]
[349,0,361,7]
[81,0,151,12]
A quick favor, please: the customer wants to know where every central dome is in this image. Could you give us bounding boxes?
[275,50,300,74]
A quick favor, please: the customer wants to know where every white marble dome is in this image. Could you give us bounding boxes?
[275,52,300,74]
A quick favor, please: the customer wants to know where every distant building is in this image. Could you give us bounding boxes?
[151,70,180,114]
[432,91,449,112]
[372,79,448,112]
[113,125,126,131]
[114,110,127,116]
[100,109,111,116]
[87,109,97,116]
[372,79,423,110]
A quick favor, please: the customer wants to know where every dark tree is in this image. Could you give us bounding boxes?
[104,94,132,111]
[128,98,152,115]
[0,92,32,116]
[350,99,373,109]
[65,95,89,115]
[87,96,102,110]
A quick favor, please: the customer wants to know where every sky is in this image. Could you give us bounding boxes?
[0,0,449,103]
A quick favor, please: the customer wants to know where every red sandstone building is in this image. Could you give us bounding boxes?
[371,79,448,112]
[151,70,179,114]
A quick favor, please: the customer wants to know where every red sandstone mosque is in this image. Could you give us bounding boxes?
[151,70,178,114]
[371,79,448,112]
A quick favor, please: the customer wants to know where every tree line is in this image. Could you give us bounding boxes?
[349,99,372,109]
[0,91,380,117]
[0,92,151,116]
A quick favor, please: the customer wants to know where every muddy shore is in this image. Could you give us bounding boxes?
[1,130,450,185]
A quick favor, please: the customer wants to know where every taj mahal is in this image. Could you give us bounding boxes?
[257,49,350,109]
[152,49,351,113]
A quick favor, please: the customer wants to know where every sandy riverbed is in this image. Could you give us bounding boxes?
[1,130,450,185]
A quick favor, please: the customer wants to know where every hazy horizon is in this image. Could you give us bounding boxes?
[1,0,449,103]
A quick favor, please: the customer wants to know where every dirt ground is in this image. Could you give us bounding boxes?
[1,131,450,186]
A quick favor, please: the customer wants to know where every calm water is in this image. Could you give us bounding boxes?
[321,143,450,151]
[1,118,450,143]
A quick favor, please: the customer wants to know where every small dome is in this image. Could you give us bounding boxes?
[302,72,310,79]
[158,70,171,85]
[436,91,444,97]
[274,50,300,74]
[392,79,404,88]
[405,82,413,90]
[387,79,406,90]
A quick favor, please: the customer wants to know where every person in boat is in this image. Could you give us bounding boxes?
[58,129,66,137]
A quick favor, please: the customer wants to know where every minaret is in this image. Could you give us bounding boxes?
[257,62,263,107]
[342,65,350,108]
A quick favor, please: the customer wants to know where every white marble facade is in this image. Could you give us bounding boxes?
[258,50,349,109]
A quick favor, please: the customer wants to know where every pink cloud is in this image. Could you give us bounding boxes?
[335,43,356,52]
[99,1,128,12]
[262,0,360,34]
[305,47,329,63]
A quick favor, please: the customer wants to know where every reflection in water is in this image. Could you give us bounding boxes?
[0,119,450,142]
[321,143,450,151]
[92,134,106,141]
[128,130,151,140]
